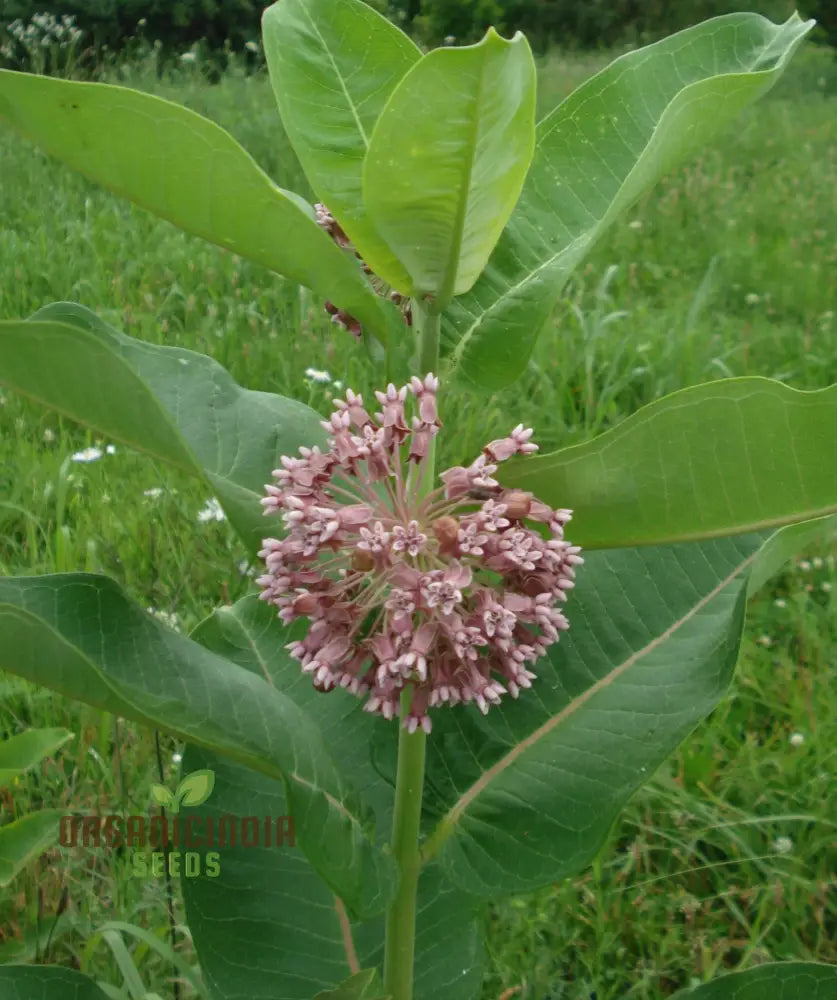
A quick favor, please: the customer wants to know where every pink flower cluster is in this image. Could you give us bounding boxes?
[257,375,582,733]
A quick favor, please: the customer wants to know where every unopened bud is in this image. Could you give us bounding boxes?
[352,548,374,572]
[433,515,460,555]
[501,490,532,520]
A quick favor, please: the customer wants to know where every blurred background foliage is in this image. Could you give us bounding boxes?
[0,0,834,78]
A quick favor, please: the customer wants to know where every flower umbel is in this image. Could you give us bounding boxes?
[257,376,582,733]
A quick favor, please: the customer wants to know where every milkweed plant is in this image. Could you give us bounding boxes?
[0,2,835,999]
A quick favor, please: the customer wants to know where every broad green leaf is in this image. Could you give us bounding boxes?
[175,768,215,808]
[262,0,419,292]
[0,966,111,999]
[364,28,536,301]
[0,727,73,784]
[442,13,814,386]
[0,573,393,917]
[419,523,824,896]
[313,969,386,1000]
[0,303,327,555]
[0,69,398,344]
[181,596,484,1000]
[670,963,837,998]
[0,810,64,886]
[503,378,837,549]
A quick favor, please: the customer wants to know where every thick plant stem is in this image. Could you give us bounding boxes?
[415,296,440,376]
[382,297,439,1000]
[383,692,427,1000]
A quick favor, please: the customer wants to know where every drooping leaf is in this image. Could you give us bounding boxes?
[669,962,837,998]
[180,596,484,1000]
[262,0,419,291]
[502,378,837,549]
[364,28,536,302]
[0,69,399,344]
[0,966,111,999]
[0,728,73,785]
[0,303,326,555]
[0,573,393,918]
[419,522,827,897]
[175,768,216,808]
[0,810,64,886]
[442,13,814,386]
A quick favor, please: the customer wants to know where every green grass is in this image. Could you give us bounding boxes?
[0,40,836,1000]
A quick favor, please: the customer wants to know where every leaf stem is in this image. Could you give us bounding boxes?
[382,297,439,1000]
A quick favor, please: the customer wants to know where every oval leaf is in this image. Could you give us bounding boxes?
[176,768,216,808]
[0,573,393,917]
[442,13,814,386]
[503,378,837,549]
[0,966,111,999]
[262,0,419,292]
[364,28,536,301]
[419,524,824,896]
[670,963,837,998]
[0,304,326,556]
[0,810,64,887]
[0,728,73,785]
[0,69,398,343]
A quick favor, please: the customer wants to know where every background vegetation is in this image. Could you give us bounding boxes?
[0,20,835,1000]
[1,0,835,69]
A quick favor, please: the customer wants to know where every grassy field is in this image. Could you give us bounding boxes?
[1,38,836,1000]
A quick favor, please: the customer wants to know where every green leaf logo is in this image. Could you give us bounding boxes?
[150,770,215,813]
[149,783,176,810]
[174,769,215,810]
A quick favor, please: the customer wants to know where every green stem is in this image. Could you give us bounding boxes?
[382,297,440,1000]
[415,296,440,375]
[382,691,427,1000]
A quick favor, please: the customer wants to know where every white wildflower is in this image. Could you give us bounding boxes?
[789,732,805,747]
[147,607,181,631]
[71,447,103,463]
[197,498,226,523]
[143,487,164,499]
[773,598,787,609]
[772,836,793,855]
[304,367,332,384]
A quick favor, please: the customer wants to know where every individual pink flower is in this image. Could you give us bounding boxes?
[257,376,583,734]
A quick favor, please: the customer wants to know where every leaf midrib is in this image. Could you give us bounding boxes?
[419,545,758,865]
[301,4,369,147]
